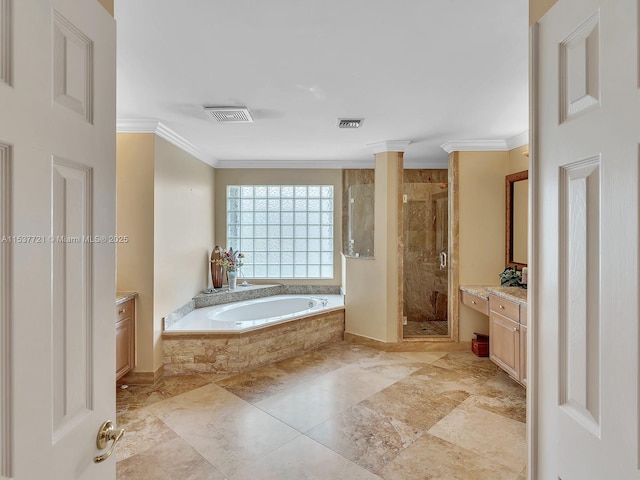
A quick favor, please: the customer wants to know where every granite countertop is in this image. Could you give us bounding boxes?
[459,285,527,305]
[487,286,527,305]
[116,291,138,305]
[459,285,491,300]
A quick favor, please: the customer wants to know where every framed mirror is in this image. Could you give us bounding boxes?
[506,170,528,267]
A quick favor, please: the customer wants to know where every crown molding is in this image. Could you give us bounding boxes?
[154,123,214,166]
[404,158,449,169]
[214,159,374,169]
[367,140,411,154]
[440,139,508,153]
[505,131,529,150]
[214,156,448,169]
[116,119,218,167]
[116,118,159,133]
[441,131,530,154]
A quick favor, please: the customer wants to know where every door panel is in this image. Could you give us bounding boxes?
[534,0,640,477]
[558,158,600,437]
[0,143,11,478]
[52,9,93,123]
[51,159,94,439]
[0,1,116,478]
[0,3,12,477]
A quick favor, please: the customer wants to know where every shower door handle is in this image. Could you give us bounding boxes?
[439,251,447,269]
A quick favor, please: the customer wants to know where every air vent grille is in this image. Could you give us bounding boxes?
[337,118,364,129]
[204,106,254,123]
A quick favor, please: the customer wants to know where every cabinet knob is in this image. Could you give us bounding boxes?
[118,308,126,314]
[499,305,505,309]
[471,300,476,304]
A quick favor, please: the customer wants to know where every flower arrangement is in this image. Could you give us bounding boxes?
[212,247,244,272]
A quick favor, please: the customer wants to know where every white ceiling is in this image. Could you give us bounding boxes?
[114,0,529,168]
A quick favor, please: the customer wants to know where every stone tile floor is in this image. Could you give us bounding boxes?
[116,341,527,480]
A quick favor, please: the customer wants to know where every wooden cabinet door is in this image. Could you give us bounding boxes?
[489,312,520,379]
[115,317,133,380]
[116,299,135,380]
[519,324,527,387]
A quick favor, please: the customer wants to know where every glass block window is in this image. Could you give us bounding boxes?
[227,185,334,278]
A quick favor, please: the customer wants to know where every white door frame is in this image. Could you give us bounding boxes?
[527,21,540,480]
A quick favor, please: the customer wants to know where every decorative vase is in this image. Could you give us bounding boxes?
[211,246,224,288]
[227,271,237,290]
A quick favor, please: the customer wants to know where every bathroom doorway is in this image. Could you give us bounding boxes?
[402,170,449,338]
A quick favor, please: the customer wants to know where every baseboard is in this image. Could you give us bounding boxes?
[344,331,390,346]
[117,364,164,385]
[345,332,473,353]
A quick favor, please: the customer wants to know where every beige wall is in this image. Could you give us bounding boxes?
[530,0,557,25]
[214,169,342,286]
[97,0,114,16]
[508,145,529,174]
[116,134,155,371]
[344,151,403,343]
[153,137,215,369]
[457,151,509,341]
[116,133,216,374]
[455,146,530,341]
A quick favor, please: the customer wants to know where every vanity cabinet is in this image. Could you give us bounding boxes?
[116,298,136,381]
[489,294,527,385]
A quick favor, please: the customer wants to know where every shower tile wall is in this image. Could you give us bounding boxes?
[403,170,449,324]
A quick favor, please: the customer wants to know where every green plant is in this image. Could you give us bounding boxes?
[499,266,522,287]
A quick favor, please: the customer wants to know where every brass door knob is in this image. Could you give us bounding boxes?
[93,420,125,463]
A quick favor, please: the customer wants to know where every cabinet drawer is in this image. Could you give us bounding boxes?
[117,299,134,322]
[460,290,489,315]
[489,294,520,321]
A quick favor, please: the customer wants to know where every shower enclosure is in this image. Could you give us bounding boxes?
[403,170,449,338]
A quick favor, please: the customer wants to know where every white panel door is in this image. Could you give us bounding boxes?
[533,0,640,478]
[0,0,117,479]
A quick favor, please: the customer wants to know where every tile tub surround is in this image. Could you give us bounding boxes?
[167,295,344,333]
[116,342,526,480]
[163,309,345,375]
[163,284,342,330]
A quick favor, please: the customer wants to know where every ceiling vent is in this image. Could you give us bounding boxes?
[337,118,364,129]
[204,106,254,123]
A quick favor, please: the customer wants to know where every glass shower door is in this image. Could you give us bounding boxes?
[402,180,449,338]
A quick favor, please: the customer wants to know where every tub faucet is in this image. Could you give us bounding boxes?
[310,297,328,307]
